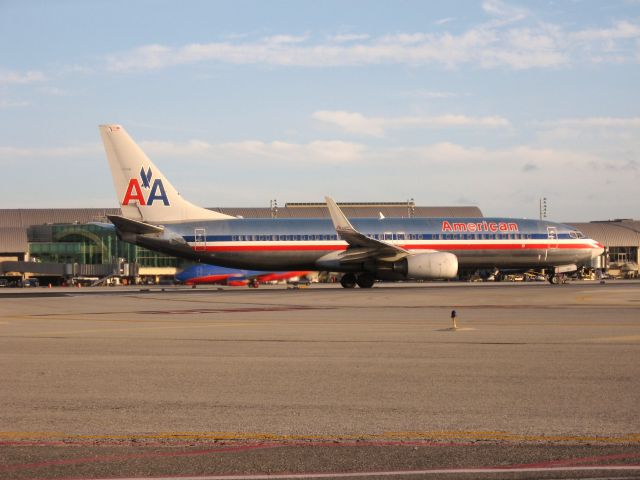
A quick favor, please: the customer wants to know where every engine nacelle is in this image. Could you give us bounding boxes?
[400,252,458,280]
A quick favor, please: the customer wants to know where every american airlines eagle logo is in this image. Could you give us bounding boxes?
[122,167,170,206]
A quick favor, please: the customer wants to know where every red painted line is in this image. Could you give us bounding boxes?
[0,443,283,473]
[0,440,477,474]
[41,465,640,480]
[10,440,638,478]
[0,440,73,446]
[504,452,640,469]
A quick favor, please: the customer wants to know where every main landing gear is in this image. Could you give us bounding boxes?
[340,273,376,289]
[547,274,566,285]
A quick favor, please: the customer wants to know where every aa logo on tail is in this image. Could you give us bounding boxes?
[122,167,170,206]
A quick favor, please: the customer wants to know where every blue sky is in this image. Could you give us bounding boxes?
[1,0,638,221]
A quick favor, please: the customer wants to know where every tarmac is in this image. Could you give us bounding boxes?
[0,281,639,479]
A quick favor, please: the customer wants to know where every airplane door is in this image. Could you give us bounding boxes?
[194,228,206,251]
[545,226,558,260]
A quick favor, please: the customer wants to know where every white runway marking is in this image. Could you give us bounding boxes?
[97,465,640,480]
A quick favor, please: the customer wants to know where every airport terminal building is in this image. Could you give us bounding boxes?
[565,219,640,277]
[1,204,638,284]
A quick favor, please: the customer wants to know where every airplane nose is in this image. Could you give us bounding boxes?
[591,242,605,259]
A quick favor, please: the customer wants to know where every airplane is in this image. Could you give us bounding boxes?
[99,124,604,288]
[176,264,311,287]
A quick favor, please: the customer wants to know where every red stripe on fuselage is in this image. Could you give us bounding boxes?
[193,242,595,252]
[199,244,346,251]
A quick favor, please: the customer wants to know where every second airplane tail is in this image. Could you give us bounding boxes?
[99,124,234,224]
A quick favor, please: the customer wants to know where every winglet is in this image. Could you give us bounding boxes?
[325,196,355,234]
[323,196,409,261]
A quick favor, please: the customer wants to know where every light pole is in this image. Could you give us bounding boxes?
[539,197,548,221]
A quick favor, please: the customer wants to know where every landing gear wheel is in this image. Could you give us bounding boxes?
[356,273,375,288]
[340,273,357,289]
[549,275,559,285]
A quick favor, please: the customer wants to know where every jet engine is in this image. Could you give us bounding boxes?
[396,252,458,280]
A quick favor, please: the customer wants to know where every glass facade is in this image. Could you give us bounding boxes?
[28,224,185,269]
[608,246,638,264]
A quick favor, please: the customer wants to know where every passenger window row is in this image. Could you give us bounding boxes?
[227,233,540,241]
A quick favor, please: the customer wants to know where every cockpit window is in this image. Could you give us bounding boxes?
[569,231,585,239]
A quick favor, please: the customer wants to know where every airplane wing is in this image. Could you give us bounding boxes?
[325,196,409,263]
[188,274,238,285]
[252,271,311,283]
[176,264,246,285]
[188,270,310,287]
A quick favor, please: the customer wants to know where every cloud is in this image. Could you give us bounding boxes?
[0,70,46,85]
[139,139,212,157]
[329,33,370,42]
[400,90,464,99]
[569,20,640,42]
[0,138,365,166]
[3,135,636,219]
[136,137,615,177]
[388,142,610,175]
[0,145,101,158]
[313,111,385,136]
[262,34,310,44]
[454,196,476,204]
[482,0,529,22]
[37,86,69,96]
[0,137,631,176]
[0,99,30,109]
[539,117,640,129]
[105,15,640,72]
[141,139,366,164]
[434,18,455,26]
[0,144,101,163]
[534,116,640,144]
[312,110,511,136]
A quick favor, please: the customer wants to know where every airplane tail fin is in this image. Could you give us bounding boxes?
[99,124,234,224]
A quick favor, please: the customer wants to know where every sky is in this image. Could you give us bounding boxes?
[0,0,639,221]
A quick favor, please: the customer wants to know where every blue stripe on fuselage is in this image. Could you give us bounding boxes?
[171,217,581,242]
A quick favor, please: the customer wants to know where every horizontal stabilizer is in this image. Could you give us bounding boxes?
[88,222,116,230]
[107,215,164,235]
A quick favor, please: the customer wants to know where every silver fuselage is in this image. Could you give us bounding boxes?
[132,216,603,273]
